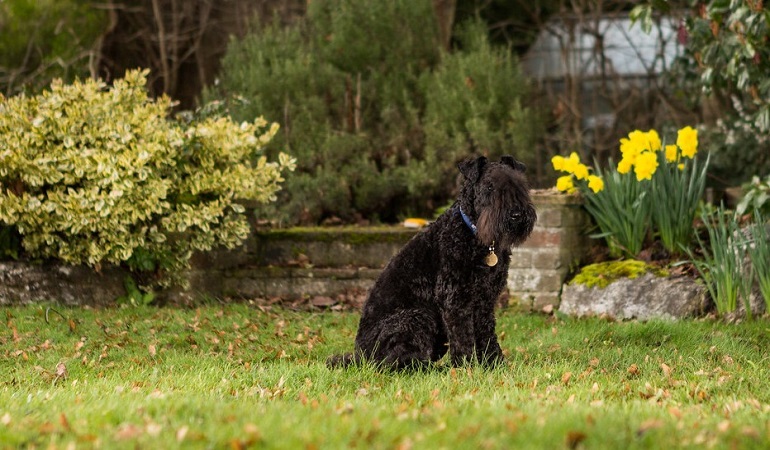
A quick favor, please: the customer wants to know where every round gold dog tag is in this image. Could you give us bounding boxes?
[485,251,498,267]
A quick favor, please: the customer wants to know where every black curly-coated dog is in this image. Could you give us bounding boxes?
[327,155,536,370]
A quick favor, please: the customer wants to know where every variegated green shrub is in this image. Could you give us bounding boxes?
[0,69,295,286]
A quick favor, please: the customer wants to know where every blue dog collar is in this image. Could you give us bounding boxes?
[458,207,477,235]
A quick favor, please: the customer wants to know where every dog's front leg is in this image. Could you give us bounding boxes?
[473,306,504,367]
[442,291,478,366]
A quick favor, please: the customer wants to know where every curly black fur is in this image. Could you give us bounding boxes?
[327,156,536,370]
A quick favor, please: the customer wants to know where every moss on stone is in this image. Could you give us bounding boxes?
[570,260,669,289]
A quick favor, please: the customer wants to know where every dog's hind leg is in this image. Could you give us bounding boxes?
[356,308,446,370]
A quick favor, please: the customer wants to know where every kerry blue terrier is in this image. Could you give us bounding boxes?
[327,155,537,369]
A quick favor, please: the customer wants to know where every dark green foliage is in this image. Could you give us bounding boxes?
[116,276,156,307]
[0,225,21,259]
[421,21,541,201]
[737,174,770,217]
[635,1,770,186]
[700,125,770,188]
[0,0,106,94]
[207,0,540,225]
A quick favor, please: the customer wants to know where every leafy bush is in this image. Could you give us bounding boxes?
[699,120,770,188]
[206,0,540,225]
[633,2,770,187]
[676,1,770,131]
[419,20,541,201]
[0,70,294,286]
[736,174,770,217]
[552,127,708,258]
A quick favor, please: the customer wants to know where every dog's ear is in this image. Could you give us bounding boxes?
[458,156,488,181]
[501,155,526,173]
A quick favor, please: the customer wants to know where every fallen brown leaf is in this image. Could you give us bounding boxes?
[310,296,336,307]
[115,423,142,440]
[38,422,56,434]
[668,406,683,420]
[717,420,730,433]
[244,423,260,437]
[55,362,68,380]
[59,413,72,432]
[176,426,189,442]
[146,422,163,437]
[566,430,586,449]
[741,426,760,439]
[637,419,664,436]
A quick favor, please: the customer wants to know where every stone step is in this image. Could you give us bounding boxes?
[194,227,417,270]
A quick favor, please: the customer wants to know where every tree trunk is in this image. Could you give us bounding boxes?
[432,0,456,50]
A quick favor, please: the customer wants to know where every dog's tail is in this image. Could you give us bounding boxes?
[326,352,361,369]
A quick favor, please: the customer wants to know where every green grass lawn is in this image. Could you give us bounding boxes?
[2,305,769,449]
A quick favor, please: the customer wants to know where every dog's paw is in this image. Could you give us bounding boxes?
[326,353,355,369]
[481,352,507,368]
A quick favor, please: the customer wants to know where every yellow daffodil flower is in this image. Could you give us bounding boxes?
[551,155,566,171]
[677,126,698,158]
[562,152,581,174]
[634,151,659,181]
[587,175,604,193]
[620,135,643,159]
[556,175,575,193]
[646,129,662,152]
[617,157,633,174]
[573,163,590,180]
[665,144,678,163]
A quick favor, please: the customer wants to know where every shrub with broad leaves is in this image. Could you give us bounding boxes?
[0,70,295,287]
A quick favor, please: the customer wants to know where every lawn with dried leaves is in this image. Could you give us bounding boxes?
[2,305,769,449]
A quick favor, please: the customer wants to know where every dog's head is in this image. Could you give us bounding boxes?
[458,155,537,249]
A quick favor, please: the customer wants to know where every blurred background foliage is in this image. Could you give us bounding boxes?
[0,0,106,95]
[1,0,769,225]
[205,3,540,224]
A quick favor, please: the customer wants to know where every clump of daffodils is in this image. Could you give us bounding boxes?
[553,126,699,193]
[618,129,660,180]
[550,126,706,259]
[551,152,604,194]
[617,127,698,180]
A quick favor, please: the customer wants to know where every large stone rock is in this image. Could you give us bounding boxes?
[559,273,710,320]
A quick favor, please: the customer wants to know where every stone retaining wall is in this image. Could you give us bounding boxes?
[507,191,592,311]
[1,192,592,308]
